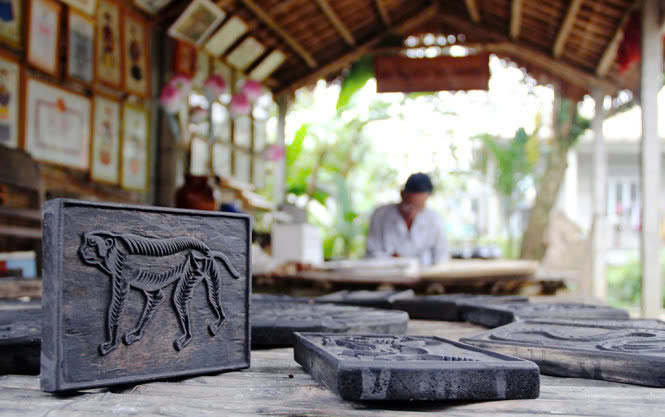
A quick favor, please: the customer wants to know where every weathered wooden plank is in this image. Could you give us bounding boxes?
[392,295,527,321]
[315,289,414,309]
[40,199,251,392]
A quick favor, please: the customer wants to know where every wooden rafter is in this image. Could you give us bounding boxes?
[553,0,584,57]
[596,4,638,77]
[375,0,391,25]
[436,12,616,92]
[464,0,481,23]
[238,0,318,68]
[276,3,439,95]
[510,0,523,39]
[313,0,355,46]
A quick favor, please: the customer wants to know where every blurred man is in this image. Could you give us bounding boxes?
[366,173,449,266]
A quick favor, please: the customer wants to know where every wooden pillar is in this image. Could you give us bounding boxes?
[590,88,607,299]
[274,95,288,205]
[640,0,663,317]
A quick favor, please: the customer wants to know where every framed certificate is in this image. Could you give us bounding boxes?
[120,103,150,191]
[27,0,62,77]
[91,94,121,184]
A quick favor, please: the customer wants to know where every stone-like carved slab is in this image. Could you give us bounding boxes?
[251,301,408,347]
[459,302,629,328]
[461,319,665,387]
[392,294,527,321]
[0,307,41,374]
[315,289,415,309]
[294,333,540,401]
[41,199,251,392]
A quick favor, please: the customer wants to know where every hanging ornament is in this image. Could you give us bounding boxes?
[202,74,227,102]
[242,80,263,102]
[230,92,250,116]
[160,73,192,114]
[617,11,641,73]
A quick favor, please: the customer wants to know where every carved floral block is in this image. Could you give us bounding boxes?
[461,319,665,387]
[459,302,629,328]
[294,333,540,401]
[41,199,251,392]
[315,289,415,309]
[251,301,408,347]
[392,294,528,321]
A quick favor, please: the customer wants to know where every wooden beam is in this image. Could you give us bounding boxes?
[640,0,662,318]
[596,5,637,77]
[313,0,355,46]
[276,3,438,95]
[464,0,481,23]
[239,0,317,68]
[553,0,584,57]
[436,12,617,92]
[375,0,391,25]
[511,0,523,39]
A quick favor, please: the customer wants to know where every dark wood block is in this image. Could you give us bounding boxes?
[315,289,415,309]
[251,293,312,303]
[251,301,408,347]
[459,302,629,328]
[461,319,665,387]
[294,333,540,401]
[41,199,251,392]
[392,294,528,321]
[0,307,41,374]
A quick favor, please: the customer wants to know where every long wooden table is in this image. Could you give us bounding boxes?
[0,319,661,416]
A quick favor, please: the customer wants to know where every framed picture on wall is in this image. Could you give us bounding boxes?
[0,0,22,50]
[91,94,121,184]
[123,12,150,97]
[0,52,20,149]
[66,9,95,84]
[134,0,174,15]
[168,0,225,46]
[95,0,122,88]
[121,103,149,191]
[173,40,196,77]
[23,76,92,170]
[60,0,97,15]
[27,0,62,77]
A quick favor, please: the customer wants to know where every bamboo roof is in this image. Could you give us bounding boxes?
[160,0,645,96]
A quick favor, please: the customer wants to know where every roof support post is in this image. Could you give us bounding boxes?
[510,0,523,39]
[640,0,662,317]
[274,95,289,205]
[590,88,608,299]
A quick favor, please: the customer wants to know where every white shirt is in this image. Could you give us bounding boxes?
[365,204,449,266]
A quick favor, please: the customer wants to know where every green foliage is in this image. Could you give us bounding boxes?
[337,56,374,111]
[606,251,665,309]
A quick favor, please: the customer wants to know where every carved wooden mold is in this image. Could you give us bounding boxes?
[251,301,408,347]
[459,302,629,328]
[392,294,528,321]
[461,319,665,387]
[41,199,251,392]
[294,333,540,401]
[315,289,415,309]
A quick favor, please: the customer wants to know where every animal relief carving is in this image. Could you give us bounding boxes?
[78,231,240,355]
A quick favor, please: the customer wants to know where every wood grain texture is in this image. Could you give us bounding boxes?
[40,199,251,392]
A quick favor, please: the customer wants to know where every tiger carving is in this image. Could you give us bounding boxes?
[78,230,241,355]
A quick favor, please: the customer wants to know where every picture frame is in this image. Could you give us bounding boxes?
[173,40,196,77]
[27,0,62,77]
[204,16,247,57]
[226,37,265,71]
[0,0,22,50]
[95,0,122,88]
[133,0,174,15]
[90,94,121,184]
[23,76,92,170]
[120,102,149,191]
[66,9,95,85]
[168,0,225,46]
[0,52,20,149]
[249,50,286,81]
[123,11,150,97]
[60,0,97,16]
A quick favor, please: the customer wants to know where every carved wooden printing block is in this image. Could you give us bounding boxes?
[41,199,251,392]
[459,302,629,328]
[251,301,408,347]
[315,289,415,309]
[461,319,665,387]
[392,294,528,321]
[294,333,540,401]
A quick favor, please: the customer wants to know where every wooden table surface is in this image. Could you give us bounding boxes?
[0,319,662,417]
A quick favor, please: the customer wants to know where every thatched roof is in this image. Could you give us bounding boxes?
[160,0,643,96]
